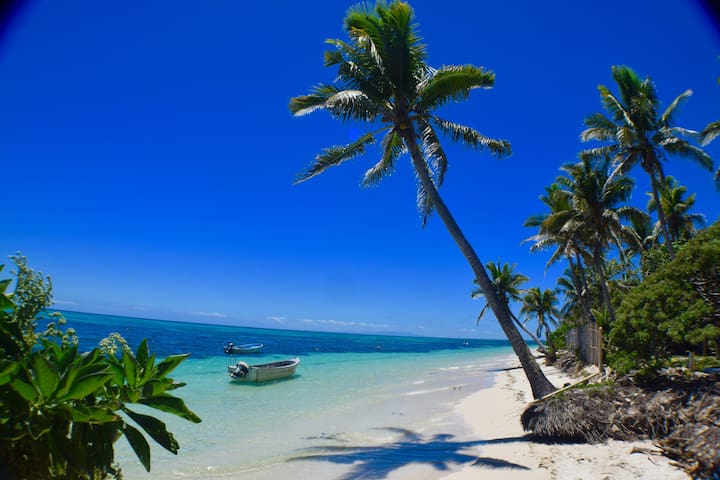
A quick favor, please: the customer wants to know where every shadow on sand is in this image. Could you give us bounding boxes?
[289,427,531,480]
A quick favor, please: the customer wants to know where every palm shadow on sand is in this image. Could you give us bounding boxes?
[289,427,531,480]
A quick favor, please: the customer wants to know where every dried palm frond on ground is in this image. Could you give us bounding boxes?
[521,360,720,479]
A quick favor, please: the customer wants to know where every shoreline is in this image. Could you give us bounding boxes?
[433,357,688,480]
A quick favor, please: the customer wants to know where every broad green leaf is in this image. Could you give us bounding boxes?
[32,353,59,399]
[0,359,19,384]
[125,408,179,454]
[136,339,149,365]
[106,357,125,384]
[0,279,11,294]
[68,405,118,424]
[67,405,92,422]
[55,363,80,399]
[77,362,110,378]
[122,423,152,472]
[80,348,100,367]
[56,344,79,371]
[122,351,137,387]
[10,377,38,402]
[139,394,201,423]
[140,353,156,385]
[58,372,113,401]
[154,354,189,379]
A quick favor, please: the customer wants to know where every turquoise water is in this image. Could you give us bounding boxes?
[56,311,515,479]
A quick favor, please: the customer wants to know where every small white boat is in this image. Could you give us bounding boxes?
[224,342,264,354]
[227,358,300,383]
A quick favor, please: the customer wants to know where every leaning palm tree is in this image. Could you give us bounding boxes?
[289,1,555,398]
[520,287,560,359]
[647,175,706,243]
[580,65,714,258]
[471,261,546,353]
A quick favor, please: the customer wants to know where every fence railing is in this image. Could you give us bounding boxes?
[566,324,603,369]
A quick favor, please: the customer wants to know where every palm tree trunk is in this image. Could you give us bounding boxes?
[510,312,547,354]
[400,130,556,399]
[647,158,675,258]
[568,256,597,324]
[593,247,616,324]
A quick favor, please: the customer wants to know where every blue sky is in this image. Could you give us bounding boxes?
[1,0,719,339]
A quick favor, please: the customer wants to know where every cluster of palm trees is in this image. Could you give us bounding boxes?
[525,66,716,334]
[288,2,716,399]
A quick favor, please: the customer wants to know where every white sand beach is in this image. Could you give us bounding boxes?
[434,359,688,480]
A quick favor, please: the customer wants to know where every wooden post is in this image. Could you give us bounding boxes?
[598,326,604,374]
[688,351,695,370]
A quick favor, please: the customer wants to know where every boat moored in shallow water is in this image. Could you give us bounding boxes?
[227,358,300,383]
[224,342,264,354]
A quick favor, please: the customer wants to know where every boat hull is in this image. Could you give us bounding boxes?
[228,358,299,383]
[224,343,264,354]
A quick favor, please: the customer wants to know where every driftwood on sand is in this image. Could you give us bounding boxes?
[521,355,719,479]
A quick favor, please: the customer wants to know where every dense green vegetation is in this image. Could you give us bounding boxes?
[609,222,720,373]
[0,255,201,479]
[524,64,719,374]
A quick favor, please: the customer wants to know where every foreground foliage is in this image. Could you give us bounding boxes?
[0,256,201,479]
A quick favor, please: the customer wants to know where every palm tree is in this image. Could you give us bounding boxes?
[289,1,555,398]
[647,175,706,243]
[581,65,714,258]
[520,287,560,358]
[699,74,720,187]
[555,267,581,323]
[555,155,645,324]
[525,183,597,325]
[471,261,546,353]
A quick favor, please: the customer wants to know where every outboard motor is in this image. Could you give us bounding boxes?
[224,342,234,354]
[231,361,250,379]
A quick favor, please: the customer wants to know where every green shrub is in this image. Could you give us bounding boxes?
[610,222,720,373]
[0,255,201,479]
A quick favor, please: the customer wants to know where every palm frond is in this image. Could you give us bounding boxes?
[345,6,387,76]
[420,121,448,187]
[362,129,404,187]
[611,65,642,110]
[661,89,692,126]
[659,137,713,171]
[579,145,616,163]
[289,84,340,116]
[325,90,382,122]
[432,117,511,157]
[665,126,698,139]
[598,86,635,129]
[325,37,391,104]
[580,113,616,142]
[416,65,495,111]
[295,132,376,184]
[415,176,433,226]
[700,120,720,146]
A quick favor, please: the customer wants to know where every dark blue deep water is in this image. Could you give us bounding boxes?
[54,310,511,359]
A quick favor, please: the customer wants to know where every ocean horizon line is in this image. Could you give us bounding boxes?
[51,308,518,344]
